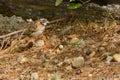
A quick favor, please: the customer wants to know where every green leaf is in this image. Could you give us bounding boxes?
[55,0,63,6]
[67,3,82,9]
[70,0,75,2]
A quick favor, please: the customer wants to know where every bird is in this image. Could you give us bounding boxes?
[31,13,73,37]
[31,18,49,37]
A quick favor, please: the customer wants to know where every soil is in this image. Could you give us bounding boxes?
[0,3,120,80]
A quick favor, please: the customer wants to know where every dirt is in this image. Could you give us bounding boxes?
[0,3,120,80]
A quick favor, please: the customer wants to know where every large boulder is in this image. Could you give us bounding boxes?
[0,0,120,20]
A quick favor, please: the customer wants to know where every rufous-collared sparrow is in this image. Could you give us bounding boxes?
[32,18,49,37]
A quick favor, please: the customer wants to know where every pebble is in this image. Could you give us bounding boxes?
[89,51,96,57]
[71,56,85,68]
[59,45,64,49]
[34,40,44,47]
[75,69,82,75]
[106,56,113,64]
[113,54,120,63]
[84,49,91,55]
[16,56,27,64]
[31,72,39,80]
[88,74,93,77]
[49,73,61,80]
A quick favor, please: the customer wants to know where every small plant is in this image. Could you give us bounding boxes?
[55,0,91,9]
[55,0,63,6]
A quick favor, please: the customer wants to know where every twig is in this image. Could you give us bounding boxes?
[0,37,10,50]
[0,29,26,39]
[48,13,73,24]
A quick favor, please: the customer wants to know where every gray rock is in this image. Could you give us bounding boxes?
[34,40,44,47]
[106,56,113,64]
[49,73,61,80]
[71,56,85,68]
[31,72,39,80]
[102,4,120,18]
[113,54,120,63]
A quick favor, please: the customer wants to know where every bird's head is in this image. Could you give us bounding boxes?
[39,18,50,26]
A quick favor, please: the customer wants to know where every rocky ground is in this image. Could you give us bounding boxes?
[0,3,120,80]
